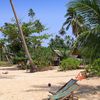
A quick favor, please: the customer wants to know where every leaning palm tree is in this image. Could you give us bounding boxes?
[10,0,36,72]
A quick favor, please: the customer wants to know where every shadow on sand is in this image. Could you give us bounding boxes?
[24,82,100,96]
[24,84,61,92]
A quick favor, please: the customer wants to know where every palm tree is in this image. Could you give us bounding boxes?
[10,0,36,72]
[70,0,100,27]
[28,9,35,20]
[69,0,100,62]
[63,7,84,37]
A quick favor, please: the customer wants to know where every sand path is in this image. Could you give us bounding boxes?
[0,66,100,100]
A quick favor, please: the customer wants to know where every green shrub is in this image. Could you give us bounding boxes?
[12,47,53,70]
[13,56,27,64]
[59,58,81,71]
[86,58,100,76]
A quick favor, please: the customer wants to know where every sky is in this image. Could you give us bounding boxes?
[0,0,73,46]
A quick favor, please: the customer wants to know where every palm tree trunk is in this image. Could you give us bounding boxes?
[10,0,36,72]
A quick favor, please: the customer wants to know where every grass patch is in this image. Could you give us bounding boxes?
[0,61,12,67]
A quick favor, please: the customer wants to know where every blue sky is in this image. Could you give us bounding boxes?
[0,0,73,46]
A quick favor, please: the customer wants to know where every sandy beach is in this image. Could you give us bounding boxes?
[0,66,100,100]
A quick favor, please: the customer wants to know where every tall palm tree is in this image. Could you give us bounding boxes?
[10,0,36,72]
[63,7,84,37]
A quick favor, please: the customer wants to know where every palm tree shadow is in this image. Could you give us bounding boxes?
[24,82,100,99]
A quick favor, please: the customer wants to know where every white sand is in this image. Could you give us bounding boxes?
[0,66,100,100]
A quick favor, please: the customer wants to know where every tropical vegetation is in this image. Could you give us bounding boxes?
[0,8,50,71]
[0,0,100,76]
[59,58,81,71]
[62,0,100,76]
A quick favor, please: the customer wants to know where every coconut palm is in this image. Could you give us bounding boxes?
[70,0,100,27]
[28,9,35,19]
[10,0,36,72]
[63,7,85,37]
[69,0,100,62]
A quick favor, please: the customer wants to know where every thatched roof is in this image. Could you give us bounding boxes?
[54,50,63,57]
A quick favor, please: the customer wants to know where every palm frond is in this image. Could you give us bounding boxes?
[76,24,100,61]
[70,0,100,27]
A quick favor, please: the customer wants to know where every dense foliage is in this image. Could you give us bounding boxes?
[61,0,100,75]
[86,58,100,76]
[59,58,81,71]
[63,0,100,64]
[49,35,74,59]
[32,47,53,68]
[0,9,50,70]
[0,1,100,74]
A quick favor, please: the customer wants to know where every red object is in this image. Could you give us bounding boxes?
[76,72,86,81]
